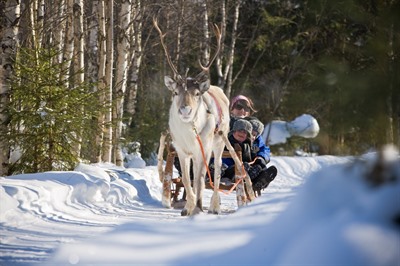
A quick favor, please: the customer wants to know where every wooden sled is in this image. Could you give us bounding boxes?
[157,131,256,209]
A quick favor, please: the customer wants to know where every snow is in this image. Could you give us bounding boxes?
[263,114,320,145]
[1,146,399,265]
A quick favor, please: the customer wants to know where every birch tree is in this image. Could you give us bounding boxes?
[216,0,241,98]
[114,0,132,166]
[125,0,143,125]
[0,0,21,176]
[101,0,114,162]
[200,0,210,64]
[51,0,66,65]
[72,0,84,156]
[96,0,107,162]
[60,0,74,87]
[86,0,100,162]
[29,0,39,51]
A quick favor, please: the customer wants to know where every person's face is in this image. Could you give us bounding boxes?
[251,131,258,141]
[231,102,251,118]
[232,130,248,143]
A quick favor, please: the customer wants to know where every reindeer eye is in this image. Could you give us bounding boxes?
[195,91,201,97]
[173,90,179,96]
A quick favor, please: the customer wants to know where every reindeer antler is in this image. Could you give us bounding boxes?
[153,17,184,83]
[197,23,222,80]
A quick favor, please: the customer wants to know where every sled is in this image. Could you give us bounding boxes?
[157,131,256,209]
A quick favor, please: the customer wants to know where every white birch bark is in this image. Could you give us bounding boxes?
[73,0,85,157]
[125,0,142,125]
[0,0,21,176]
[101,0,114,163]
[86,0,100,162]
[215,0,241,98]
[216,0,226,86]
[200,0,210,64]
[223,0,240,98]
[53,0,66,65]
[60,0,74,87]
[114,0,132,166]
[37,0,45,47]
[29,0,38,50]
[87,1,99,85]
[96,0,107,162]
[174,1,184,65]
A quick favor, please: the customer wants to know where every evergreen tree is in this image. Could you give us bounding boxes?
[2,48,102,174]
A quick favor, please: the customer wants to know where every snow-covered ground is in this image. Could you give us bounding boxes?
[1,146,399,265]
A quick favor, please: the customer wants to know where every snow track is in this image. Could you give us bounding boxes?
[2,155,375,265]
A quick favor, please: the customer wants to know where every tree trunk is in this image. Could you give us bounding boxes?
[216,0,226,87]
[0,0,21,176]
[215,0,241,98]
[29,0,38,50]
[101,0,114,163]
[174,0,184,66]
[114,0,132,166]
[60,0,74,88]
[125,0,142,125]
[86,0,100,163]
[53,0,66,65]
[200,0,210,64]
[96,0,107,162]
[73,0,85,157]
[223,0,240,99]
[37,0,45,47]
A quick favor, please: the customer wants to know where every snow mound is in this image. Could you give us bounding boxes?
[263,114,320,145]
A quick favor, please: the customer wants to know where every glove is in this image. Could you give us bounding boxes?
[254,157,267,169]
[247,164,262,180]
[243,162,250,171]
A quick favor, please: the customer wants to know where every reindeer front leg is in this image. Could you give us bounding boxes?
[180,156,196,216]
[209,142,224,214]
[192,156,206,214]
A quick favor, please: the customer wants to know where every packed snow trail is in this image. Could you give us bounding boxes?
[2,156,354,264]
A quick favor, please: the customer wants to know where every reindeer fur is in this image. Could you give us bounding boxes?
[166,77,230,215]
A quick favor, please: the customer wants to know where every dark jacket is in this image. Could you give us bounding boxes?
[222,133,252,167]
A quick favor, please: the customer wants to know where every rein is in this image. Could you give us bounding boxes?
[193,127,245,195]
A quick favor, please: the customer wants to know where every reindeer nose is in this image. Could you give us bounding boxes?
[179,106,192,116]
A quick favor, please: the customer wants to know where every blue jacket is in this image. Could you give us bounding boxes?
[252,135,271,163]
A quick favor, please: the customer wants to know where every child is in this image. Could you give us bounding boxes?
[245,116,277,194]
[221,119,253,181]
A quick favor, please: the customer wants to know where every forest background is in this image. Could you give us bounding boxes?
[0,0,398,176]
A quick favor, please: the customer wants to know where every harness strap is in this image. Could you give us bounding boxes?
[207,92,223,132]
[194,128,245,195]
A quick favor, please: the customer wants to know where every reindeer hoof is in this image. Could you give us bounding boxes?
[208,209,220,215]
[192,207,203,215]
[181,207,203,216]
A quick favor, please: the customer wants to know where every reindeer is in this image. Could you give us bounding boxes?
[154,18,233,215]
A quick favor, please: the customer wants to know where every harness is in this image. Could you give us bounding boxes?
[206,91,223,132]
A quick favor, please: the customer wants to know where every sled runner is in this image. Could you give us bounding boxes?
[157,131,256,209]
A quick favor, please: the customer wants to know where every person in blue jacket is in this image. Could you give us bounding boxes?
[244,116,277,194]
[221,118,277,194]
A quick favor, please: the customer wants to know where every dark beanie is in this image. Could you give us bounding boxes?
[232,119,253,138]
[248,118,264,137]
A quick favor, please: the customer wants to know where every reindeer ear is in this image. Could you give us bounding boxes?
[199,79,210,93]
[164,76,177,91]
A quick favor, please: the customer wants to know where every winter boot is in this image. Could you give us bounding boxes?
[252,166,278,194]
[247,164,263,180]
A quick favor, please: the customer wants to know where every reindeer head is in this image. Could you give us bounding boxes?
[153,18,221,123]
[164,76,210,122]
